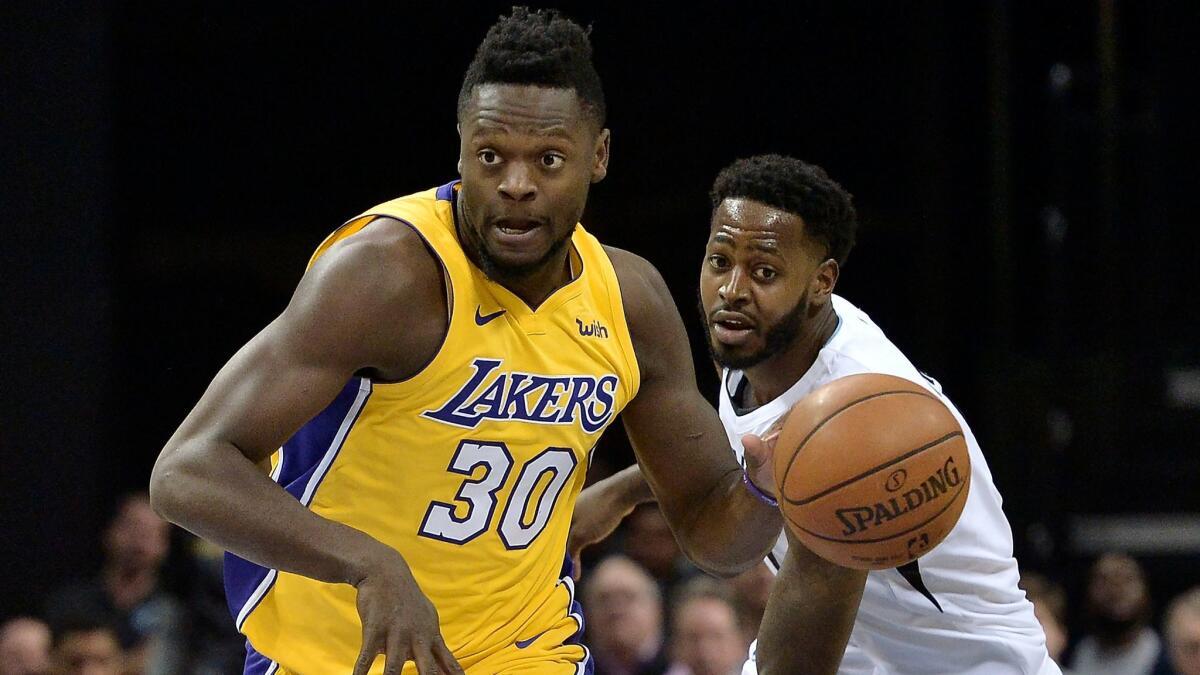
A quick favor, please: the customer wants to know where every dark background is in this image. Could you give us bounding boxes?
[3,0,1198,625]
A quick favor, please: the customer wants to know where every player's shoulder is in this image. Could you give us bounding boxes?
[821,296,924,384]
[284,216,447,378]
[599,245,686,384]
[603,244,662,286]
[601,245,672,316]
[308,216,442,303]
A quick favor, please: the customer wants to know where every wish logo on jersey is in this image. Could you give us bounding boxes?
[423,358,620,433]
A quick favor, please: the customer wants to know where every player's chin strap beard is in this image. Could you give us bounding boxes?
[453,188,578,291]
[453,188,496,278]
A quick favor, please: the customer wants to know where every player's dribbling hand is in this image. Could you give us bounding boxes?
[352,551,465,675]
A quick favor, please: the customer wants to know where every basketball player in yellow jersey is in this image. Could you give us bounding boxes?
[150,8,782,675]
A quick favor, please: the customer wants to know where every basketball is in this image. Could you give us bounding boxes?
[772,373,971,570]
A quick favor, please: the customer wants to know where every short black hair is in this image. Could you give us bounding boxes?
[458,7,606,128]
[710,155,858,266]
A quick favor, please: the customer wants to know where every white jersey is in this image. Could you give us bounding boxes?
[725,295,1059,675]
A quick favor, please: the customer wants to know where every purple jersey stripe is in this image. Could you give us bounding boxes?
[559,552,588,653]
[243,640,275,675]
[223,378,371,626]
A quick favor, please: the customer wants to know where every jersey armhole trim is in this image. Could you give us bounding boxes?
[357,216,460,390]
[599,246,642,403]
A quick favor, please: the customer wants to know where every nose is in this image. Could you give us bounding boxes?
[498,162,537,202]
[718,267,749,306]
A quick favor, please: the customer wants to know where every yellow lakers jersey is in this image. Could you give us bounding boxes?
[224,181,640,675]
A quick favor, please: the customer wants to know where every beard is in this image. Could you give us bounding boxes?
[1089,599,1151,645]
[698,290,810,370]
[473,223,577,281]
[1090,613,1145,644]
[455,196,577,282]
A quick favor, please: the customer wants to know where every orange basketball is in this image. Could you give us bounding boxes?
[772,373,971,570]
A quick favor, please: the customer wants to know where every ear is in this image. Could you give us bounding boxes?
[456,124,463,175]
[810,259,840,305]
[591,128,611,183]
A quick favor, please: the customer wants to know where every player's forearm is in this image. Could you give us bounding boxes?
[592,463,654,509]
[672,469,782,577]
[150,438,397,587]
[756,536,866,675]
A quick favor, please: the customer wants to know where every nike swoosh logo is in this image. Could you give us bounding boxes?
[515,630,547,649]
[475,306,507,326]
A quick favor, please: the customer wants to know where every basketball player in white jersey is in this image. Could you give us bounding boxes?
[569,155,1060,674]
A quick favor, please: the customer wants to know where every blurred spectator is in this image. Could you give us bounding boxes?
[624,504,697,602]
[44,494,186,675]
[181,537,245,675]
[727,563,773,644]
[1019,571,1071,670]
[1070,553,1169,675]
[583,555,669,675]
[1164,586,1200,675]
[665,577,748,675]
[48,612,122,675]
[0,617,51,675]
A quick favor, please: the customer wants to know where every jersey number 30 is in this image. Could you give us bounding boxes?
[417,440,577,549]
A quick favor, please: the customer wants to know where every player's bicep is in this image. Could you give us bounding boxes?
[169,226,441,464]
[611,249,739,507]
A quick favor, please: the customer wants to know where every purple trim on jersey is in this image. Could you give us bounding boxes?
[560,552,588,648]
[243,640,274,675]
[223,378,371,623]
[564,598,587,646]
[436,180,459,201]
[278,377,369,502]
[559,551,575,584]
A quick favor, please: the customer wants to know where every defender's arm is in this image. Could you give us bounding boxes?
[755,530,867,675]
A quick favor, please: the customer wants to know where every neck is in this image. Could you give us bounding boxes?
[494,253,573,308]
[1097,624,1145,649]
[603,635,661,670]
[103,562,157,610]
[743,301,838,406]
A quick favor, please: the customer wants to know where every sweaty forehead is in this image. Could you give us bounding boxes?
[710,198,807,251]
[463,83,587,137]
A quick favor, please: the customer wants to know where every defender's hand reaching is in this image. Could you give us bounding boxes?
[741,412,789,502]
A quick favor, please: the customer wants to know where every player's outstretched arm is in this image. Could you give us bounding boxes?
[149,219,463,675]
[607,247,781,577]
[756,530,867,675]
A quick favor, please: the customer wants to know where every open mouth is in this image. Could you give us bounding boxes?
[489,218,547,248]
[711,311,756,346]
[496,219,539,235]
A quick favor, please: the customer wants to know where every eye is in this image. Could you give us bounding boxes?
[478,149,501,165]
[707,254,730,270]
[753,267,778,281]
[541,153,566,169]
